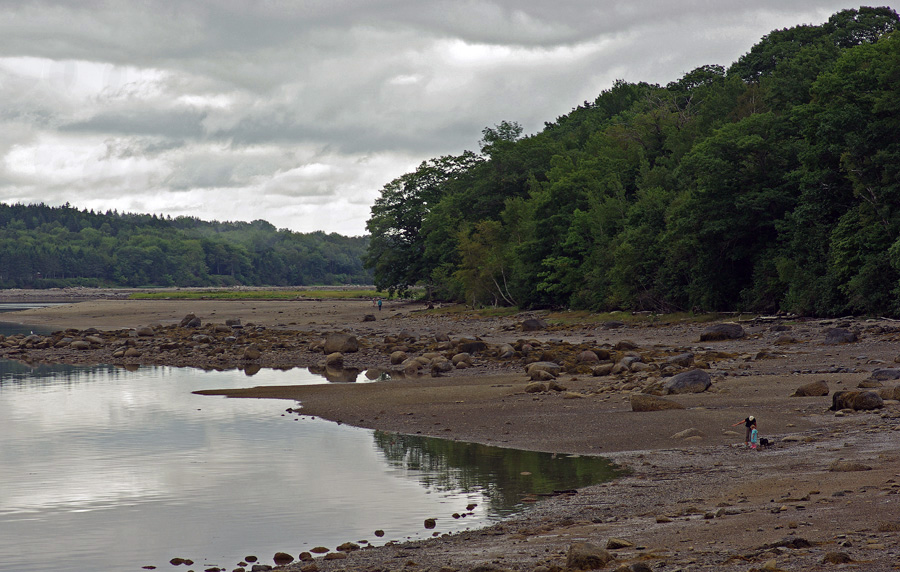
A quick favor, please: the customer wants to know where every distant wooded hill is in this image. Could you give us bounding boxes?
[365,7,900,317]
[0,203,371,288]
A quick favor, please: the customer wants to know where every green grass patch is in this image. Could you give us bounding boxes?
[129,289,384,301]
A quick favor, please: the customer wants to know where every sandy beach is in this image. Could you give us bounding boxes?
[3,290,899,571]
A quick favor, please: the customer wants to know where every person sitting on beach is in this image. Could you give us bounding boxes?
[731,415,756,446]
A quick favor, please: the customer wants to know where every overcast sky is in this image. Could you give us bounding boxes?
[0,1,886,236]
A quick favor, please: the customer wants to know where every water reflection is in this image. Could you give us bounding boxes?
[0,360,618,572]
[307,364,363,382]
[0,302,67,336]
[374,432,620,516]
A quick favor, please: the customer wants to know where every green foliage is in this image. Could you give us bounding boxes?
[363,7,900,316]
[0,203,371,288]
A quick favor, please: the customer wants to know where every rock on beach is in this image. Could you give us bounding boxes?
[663,369,711,394]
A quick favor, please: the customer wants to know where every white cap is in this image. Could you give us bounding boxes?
[748,416,755,421]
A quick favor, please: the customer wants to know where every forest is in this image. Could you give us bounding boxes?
[365,7,900,317]
[0,203,371,288]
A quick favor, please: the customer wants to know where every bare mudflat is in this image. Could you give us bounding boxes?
[3,289,900,571]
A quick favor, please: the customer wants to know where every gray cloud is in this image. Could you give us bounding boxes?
[0,0,878,234]
[61,109,208,139]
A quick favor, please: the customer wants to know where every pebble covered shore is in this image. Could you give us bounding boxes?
[3,292,900,571]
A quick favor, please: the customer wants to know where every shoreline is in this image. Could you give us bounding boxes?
[3,293,899,571]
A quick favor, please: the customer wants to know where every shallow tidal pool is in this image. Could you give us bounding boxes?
[0,360,619,572]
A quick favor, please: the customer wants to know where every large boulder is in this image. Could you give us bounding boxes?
[179,313,199,327]
[323,333,358,354]
[663,369,711,394]
[566,542,615,570]
[521,318,548,332]
[630,394,685,412]
[878,386,900,401]
[431,357,454,374]
[830,390,883,411]
[824,328,857,344]
[451,352,473,366]
[591,363,615,376]
[791,380,829,397]
[457,340,488,354]
[530,369,556,382]
[497,343,516,358]
[871,368,900,381]
[577,350,600,364]
[525,381,548,393]
[666,352,694,367]
[699,323,745,341]
[525,361,562,378]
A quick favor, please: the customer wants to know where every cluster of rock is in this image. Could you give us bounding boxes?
[0,315,747,401]
[787,368,900,412]
[0,314,297,369]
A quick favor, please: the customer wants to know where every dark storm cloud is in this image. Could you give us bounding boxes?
[0,0,879,234]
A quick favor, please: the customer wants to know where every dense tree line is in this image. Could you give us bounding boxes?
[0,203,371,287]
[365,7,900,317]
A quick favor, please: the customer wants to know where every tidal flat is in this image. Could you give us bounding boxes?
[2,290,899,571]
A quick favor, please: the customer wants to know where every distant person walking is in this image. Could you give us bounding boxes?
[377,298,382,311]
[731,415,756,447]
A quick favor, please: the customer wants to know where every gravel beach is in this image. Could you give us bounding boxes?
[3,289,899,571]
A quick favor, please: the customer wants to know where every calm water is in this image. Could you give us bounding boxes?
[0,360,619,572]
[0,302,65,336]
